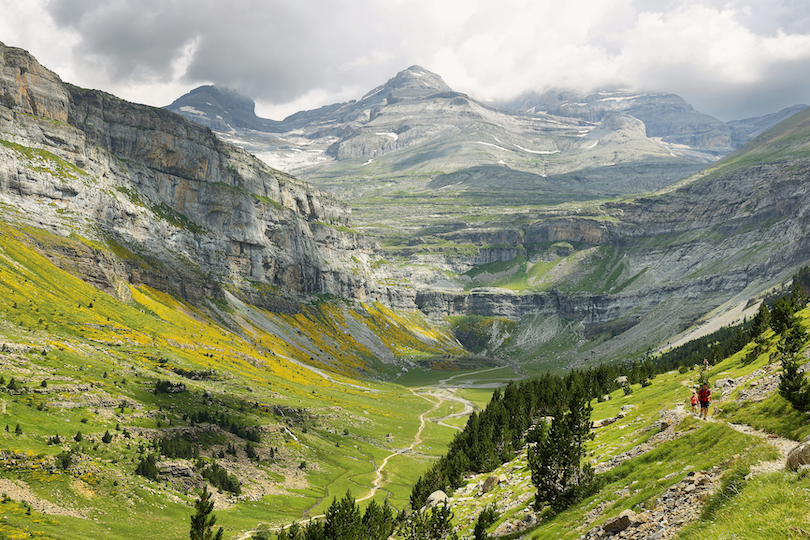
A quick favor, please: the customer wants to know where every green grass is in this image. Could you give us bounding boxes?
[678,470,810,539]
[718,393,810,441]
[0,218,482,538]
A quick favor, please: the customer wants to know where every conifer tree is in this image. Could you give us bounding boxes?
[779,321,810,411]
[528,385,597,512]
[361,499,395,540]
[323,491,362,539]
[190,486,223,540]
[750,301,770,339]
[771,296,796,335]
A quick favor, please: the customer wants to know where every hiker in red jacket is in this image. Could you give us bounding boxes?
[690,391,698,414]
[698,383,712,419]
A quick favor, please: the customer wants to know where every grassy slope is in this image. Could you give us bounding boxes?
[0,220,468,539]
[448,306,810,539]
[1,217,808,539]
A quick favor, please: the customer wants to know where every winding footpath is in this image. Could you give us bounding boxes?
[234,377,481,539]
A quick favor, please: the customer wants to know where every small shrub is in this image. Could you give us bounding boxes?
[56,451,72,470]
[474,504,499,540]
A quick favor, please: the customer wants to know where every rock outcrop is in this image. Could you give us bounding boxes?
[0,42,391,308]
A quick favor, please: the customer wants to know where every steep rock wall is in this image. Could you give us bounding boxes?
[0,43,389,307]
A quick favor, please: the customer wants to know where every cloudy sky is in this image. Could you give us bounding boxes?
[2,0,810,121]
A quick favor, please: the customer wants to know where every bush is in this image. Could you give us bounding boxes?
[56,451,72,470]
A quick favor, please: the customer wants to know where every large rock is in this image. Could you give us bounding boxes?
[787,441,810,470]
[481,475,500,493]
[424,490,448,509]
[602,509,637,533]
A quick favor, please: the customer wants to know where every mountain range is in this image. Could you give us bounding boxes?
[2,39,810,539]
[3,39,810,372]
[165,64,810,371]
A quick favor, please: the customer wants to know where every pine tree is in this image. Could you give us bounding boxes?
[528,386,597,512]
[771,296,796,335]
[361,499,395,540]
[779,321,810,411]
[749,302,770,338]
[401,503,457,540]
[323,491,362,539]
[189,486,223,540]
[792,283,808,310]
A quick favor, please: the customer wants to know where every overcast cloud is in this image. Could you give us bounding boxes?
[1,0,809,121]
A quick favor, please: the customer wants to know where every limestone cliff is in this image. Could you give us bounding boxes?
[0,42,386,308]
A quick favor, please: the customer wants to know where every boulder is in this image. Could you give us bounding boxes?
[593,417,617,428]
[425,490,448,509]
[482,475,500,493]
[603,509,636,533]
[787,441,810,470]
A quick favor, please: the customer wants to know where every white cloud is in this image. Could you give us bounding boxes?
[1,0,809,120]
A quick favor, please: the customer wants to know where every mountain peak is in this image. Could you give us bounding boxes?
[360,65,453,103]
[165,84,279,132]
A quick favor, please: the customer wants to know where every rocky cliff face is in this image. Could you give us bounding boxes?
[0,42,391,309]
